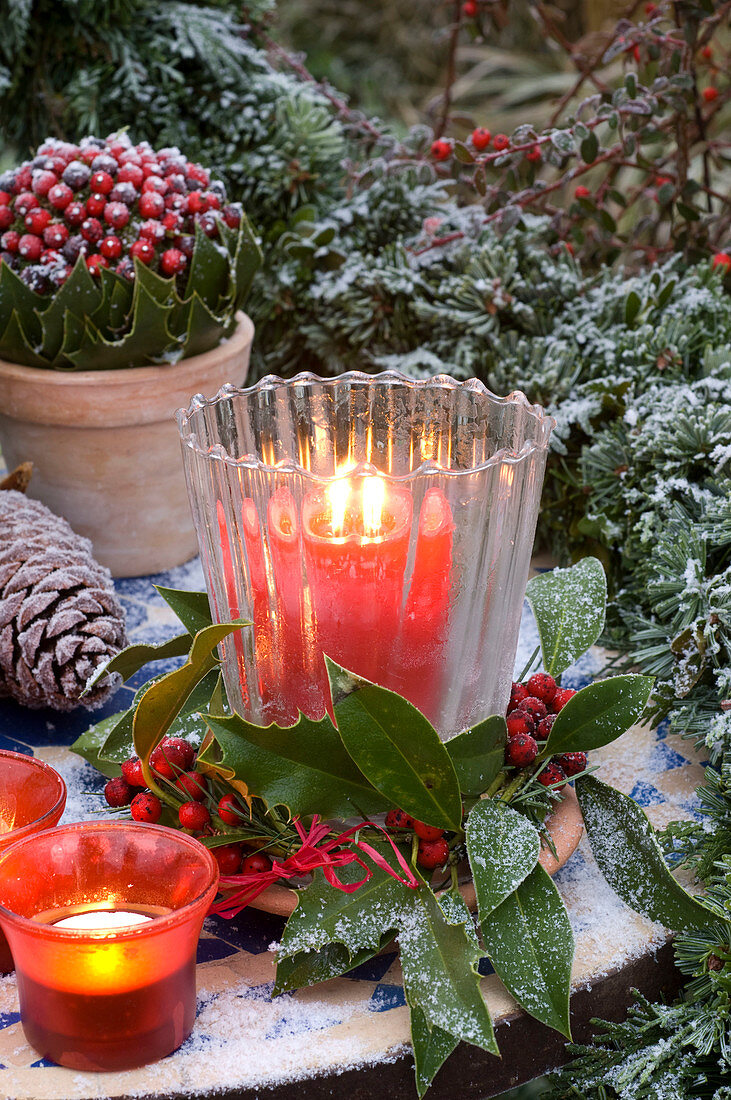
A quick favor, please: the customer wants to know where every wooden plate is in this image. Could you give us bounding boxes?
[247,788,584,918]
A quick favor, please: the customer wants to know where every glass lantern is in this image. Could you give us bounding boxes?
[178,372,553,740]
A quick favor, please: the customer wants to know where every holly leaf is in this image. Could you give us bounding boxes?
[275,933,395,995]
[466,800,541,918]
[85,632,193,692]
[71,709,127,777]
[232,212,263,308]
[39,256,101,360]
[526,558,607,676]
[542,674,653,758]
[201,710,390,818]
[0,260,46,346]
[133,620,246,767]
[0,309,51,367]
[174,292,228,361]
[398,877,498,1053]
[576,775,712,932]
[327,659,462,831]
[185,223,230,305]
[446,716,506,796]
[480,863,574,1037]
[154,587,213,636]
[65,284,177,370]
[278,862,414,962]
[407,997,460,1099]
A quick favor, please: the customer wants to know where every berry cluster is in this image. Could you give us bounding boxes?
[0,134,243,294]
[104,736,271,877]
[384,810,451,870]
[505,673,587,788]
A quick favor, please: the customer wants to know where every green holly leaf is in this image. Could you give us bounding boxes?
[407,997,460,1099]
[398,877,498,1053]
[232,212,263,309]
[39,256,101,360]
[446,716,506,796]
[466,799,541,918]
[526,558,607,676]
[173,292,228,361]
[106,273,135,333]
[275,932,395,995]
[480,863,574,1037]
[133,620,246,767]
[201,710,390,818]
[576,775,712,932]
[84,632,193,693]
[65,284,177,369]
[0,309,50,367]
[541,674,653,758]
[0,260,45,347]
[327,659,462,831]
[71,709,128,778]
[154,587,213,636]
[278,862,414,961]
[133,259,179,307]
[185,223,230,306]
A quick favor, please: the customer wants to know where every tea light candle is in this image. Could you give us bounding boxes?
[0,822,218,1072]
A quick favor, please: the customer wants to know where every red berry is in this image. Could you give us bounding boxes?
[131,792,162,823]
[413,820,445,842]
[118,163,144,188]
[385,808,415,830]
[222,204,242,229]
[130,239,155,264]
[179,801,211,831]
[175,770,207,801]
[142,174,168,194]
[48,183,74,210]
[493,133,509,151]
[104,776,132,807]
[103,201,130,229]
[506,732,539,767]
[218,793,245,825]
[100,235,122,260]
[241,852,273,874]
[214,845,243,874]
[90,170,114,194]
[120,757,145,787]
[556,751,587,777]
[162,210,182,232]
[417,838,450,869]
[150,740,187,779]
[161,737,195,769]
[14,192,38,216]
[24,208,51,233]
[43,223,69,249]
[201,191,220,210]
[526,144,542,163]
[517,696,548,722]
[509,681,530,711]
[0,207,13,230]
[552,687,577,712]
[703,86,718,103]
[186,163,210,187]
[507,711,535,738]
[536,713,557,740]
[139,219,165,242]
[430,139,452,161]
[575,185,591,199]
[711,252,731,272]
[85,193,107,217]
[187,191,208,215]
[471,127,491,151]
[160,248,186,276]
[32,170,58,197]
[463,0,477,14]
[139,190,166,218]
[1,230,19,252]
[15,167,32,190]
[0,191,11,206]
[86,253,109,277]
[526,673,557,705]
[197,211,219,237]
[701,45,712,61]
[64,201,86,226]
[537,762,567,790]
[18,234,42,261]
[81,217,103,242]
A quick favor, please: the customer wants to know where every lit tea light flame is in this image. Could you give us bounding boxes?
[327,476,351,537]
[362,476,385,538]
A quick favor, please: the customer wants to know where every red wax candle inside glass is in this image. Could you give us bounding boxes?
[0,750,67,974]
[0,822,217,1071]
[303,475,413,692]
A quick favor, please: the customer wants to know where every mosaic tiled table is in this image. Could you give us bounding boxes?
[0,558,706,1100]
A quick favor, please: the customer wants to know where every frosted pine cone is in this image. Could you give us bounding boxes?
[0,490,128,710]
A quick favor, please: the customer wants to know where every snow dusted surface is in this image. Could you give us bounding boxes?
[0,557,706,1099]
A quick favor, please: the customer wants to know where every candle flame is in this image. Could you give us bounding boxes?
[327,477,351,536]
[362,476,385,538]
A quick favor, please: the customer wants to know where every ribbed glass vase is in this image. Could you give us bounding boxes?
[177,372,553,739]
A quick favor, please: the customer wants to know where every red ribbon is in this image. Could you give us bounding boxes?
[209,815,419,919]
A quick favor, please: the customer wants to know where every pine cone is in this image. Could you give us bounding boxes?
[0,490,128,711]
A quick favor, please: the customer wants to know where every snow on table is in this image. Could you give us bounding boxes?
[0,558,706,1100]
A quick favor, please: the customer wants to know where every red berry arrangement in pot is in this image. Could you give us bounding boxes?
[0,132,261,370]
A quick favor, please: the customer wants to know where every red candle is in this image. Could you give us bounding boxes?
[0,822,217,1071]
[302,475,413,693]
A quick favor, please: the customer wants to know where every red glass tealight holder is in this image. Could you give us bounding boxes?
[0,821,218,1071]
[0,749,67,973]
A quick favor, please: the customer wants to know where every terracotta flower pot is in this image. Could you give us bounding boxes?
[0,312,254,578]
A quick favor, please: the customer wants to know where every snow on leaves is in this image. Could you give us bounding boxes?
[466,799,540,918]
[526,557,607,676]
